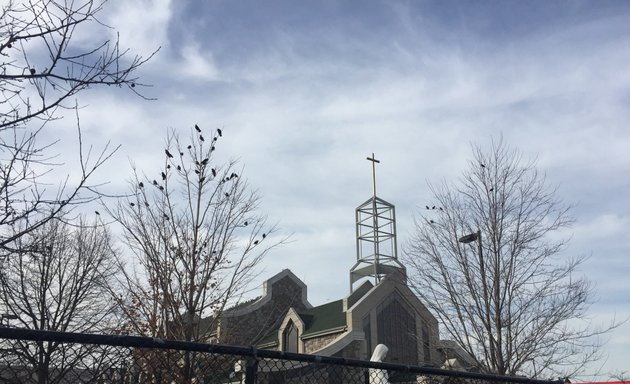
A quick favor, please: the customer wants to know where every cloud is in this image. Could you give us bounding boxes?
[177,43,220,81]
[103,0,172,56]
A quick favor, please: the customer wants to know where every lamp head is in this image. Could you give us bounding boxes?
[458,232,479,244]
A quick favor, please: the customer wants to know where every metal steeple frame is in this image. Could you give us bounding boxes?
[349,154,405,292]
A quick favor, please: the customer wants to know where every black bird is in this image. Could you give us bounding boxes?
[139,182,144,188]
[29,68,35,75]
[429,220,435,224]
[211,168,217,177]
[95,211,100,215]
[130,202,135,207]
[159,185,164,191]
[187,145,192,149]
[211,146,215,151]
[213,137,218,142]
[244,221,248,226]
[161,172,166,180]
[195,124,201,132]
[166,164,171,169]
[439,207,443,211]
[177,165,181,171]
[426,205,430,210]
[262,233,266,239]
[165,149,174,158]
[225,192,230,197]
[145,202,150,207]
[153,180,158,185]
[200,176,205,183]
[480,163,486,168]
[201,158,209,165]
[195,170,200,174]
[180,152,184,156]
[199,135,205,142]
[432,206,436,210]
[489,187,494,192]
[164,214,169,220]
[230,172,238,179]
[217,128,223,137]
[254,240,259,245]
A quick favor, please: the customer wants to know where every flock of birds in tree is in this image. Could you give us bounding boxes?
[96,124,266,246]
[423,162,493,225]
[134,124,227,197]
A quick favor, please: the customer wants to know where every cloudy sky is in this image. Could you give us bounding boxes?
[40,0,630,379]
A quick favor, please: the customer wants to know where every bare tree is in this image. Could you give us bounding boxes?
[107,125,280,381]
[610,371,629,383]
[403,139,612,378]
[0,216,119,383]
[0,0,154,254]
[0,0,153,129]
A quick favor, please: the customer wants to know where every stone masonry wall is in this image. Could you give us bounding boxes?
[303,332,343,353]
[219,275,309,346]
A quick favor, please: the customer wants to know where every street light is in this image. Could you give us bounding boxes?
[458,230,498,370]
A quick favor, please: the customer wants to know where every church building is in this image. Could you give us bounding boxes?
[211,155,473,369]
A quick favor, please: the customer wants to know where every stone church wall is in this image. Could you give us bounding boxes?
[219,275,309,346]
[303,331,344,353]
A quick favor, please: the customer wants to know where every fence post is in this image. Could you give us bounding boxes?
[245,347,258,384]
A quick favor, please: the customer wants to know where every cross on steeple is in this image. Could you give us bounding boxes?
[366,153,380,198]
[351,153,404,292]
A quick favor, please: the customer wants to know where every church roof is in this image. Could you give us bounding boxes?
[255,299,346,347]
[299,299,345,338]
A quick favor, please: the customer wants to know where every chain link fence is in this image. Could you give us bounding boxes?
[0,327,562,384]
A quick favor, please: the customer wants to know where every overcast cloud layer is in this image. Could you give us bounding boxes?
[41,1,630,379]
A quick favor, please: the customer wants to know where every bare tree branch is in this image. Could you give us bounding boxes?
[0,215,119,383]
[106,125,284,381]
[403,138,617,378]
[0,0,152,255]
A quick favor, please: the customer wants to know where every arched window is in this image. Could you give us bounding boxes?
[283,320,299,353]
[376,292,418,364]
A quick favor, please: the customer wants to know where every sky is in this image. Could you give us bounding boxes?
[28,0,630,380]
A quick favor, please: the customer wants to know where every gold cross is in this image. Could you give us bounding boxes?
[366,153,380,197]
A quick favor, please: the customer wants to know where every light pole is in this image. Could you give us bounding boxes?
[458,230,497,372]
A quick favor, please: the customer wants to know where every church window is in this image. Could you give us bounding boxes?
[363,314,372,356]
[283,320,299,353]
[376,292,418,364]
[422,322,431,363]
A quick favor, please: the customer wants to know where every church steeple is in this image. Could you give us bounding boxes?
[349,154,405,292]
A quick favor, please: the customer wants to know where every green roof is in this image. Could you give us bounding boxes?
[254,300,346,348]
[299,299,346,337]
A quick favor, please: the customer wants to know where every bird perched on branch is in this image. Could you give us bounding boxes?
[217,128,223,137]
[195,124,201,132]
[165,149,173,158]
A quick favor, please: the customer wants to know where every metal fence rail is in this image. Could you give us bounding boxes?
[0,327,562,384]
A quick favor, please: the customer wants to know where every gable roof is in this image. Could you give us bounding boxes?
[255,299,347,347]
[299,299,346,338]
